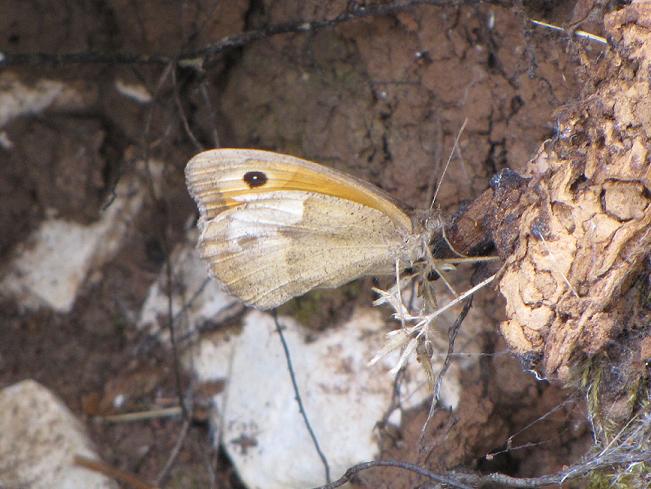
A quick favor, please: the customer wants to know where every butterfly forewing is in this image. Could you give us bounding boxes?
[186,149,412,231]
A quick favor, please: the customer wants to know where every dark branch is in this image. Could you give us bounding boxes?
[311,460,473,489]
[420,298,472,443]
[312,449,651,489]
[0,0,506,68]
[272,311,331,484]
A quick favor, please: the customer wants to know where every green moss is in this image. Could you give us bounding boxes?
[587,471,613,489]
[581,354,651,489]
[283,289,326,328]
[587,463,651,489]
[279,281,363,331]
[584,359,604,434]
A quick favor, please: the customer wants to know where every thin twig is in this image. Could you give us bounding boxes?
[98,406,183,423]
[310,459,473,489]
[174,277,212,325]
[473,449,651,487]
[202,447,219,489]
[310,449,651,489]
[139,62,189,421]
[418,274,495,325]
[199,82,221,148]
[159,243,190,419]
[420,298,472,443]
[487,396,579,458]
[74,455,159,489]
[429,118,468,209]
[172,68,203,151]
[136,276,220,354]
[164,254,189,421]
[377,365,407,430]
[272,311,331,484]
[529,18,608,45]
[155,417,192,486]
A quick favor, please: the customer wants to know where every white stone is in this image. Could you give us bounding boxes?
[0,162,157,312]
[191,308,460,489]
[114,79,152,104]
[0,380,117,489]
[0,130,13,149]
[0,72,91,128]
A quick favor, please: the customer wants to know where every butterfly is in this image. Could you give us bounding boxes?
[185,148,431,310]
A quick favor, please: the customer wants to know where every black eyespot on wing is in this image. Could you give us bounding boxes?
[243,171,268,188]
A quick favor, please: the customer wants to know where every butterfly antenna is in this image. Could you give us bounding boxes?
[424,245,459,297]
[440,224,470,258]
[395,259,407,330]
[429,118,468,210]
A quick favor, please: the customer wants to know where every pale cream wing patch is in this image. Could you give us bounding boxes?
[197,191,407,310]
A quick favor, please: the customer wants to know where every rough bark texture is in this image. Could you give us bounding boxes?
[497,2,651,384]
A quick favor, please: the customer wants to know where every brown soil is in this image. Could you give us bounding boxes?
[0,1,635,488]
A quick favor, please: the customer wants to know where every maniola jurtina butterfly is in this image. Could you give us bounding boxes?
[185,149,429,309]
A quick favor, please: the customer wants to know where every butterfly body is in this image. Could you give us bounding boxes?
[186,149,425,309]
